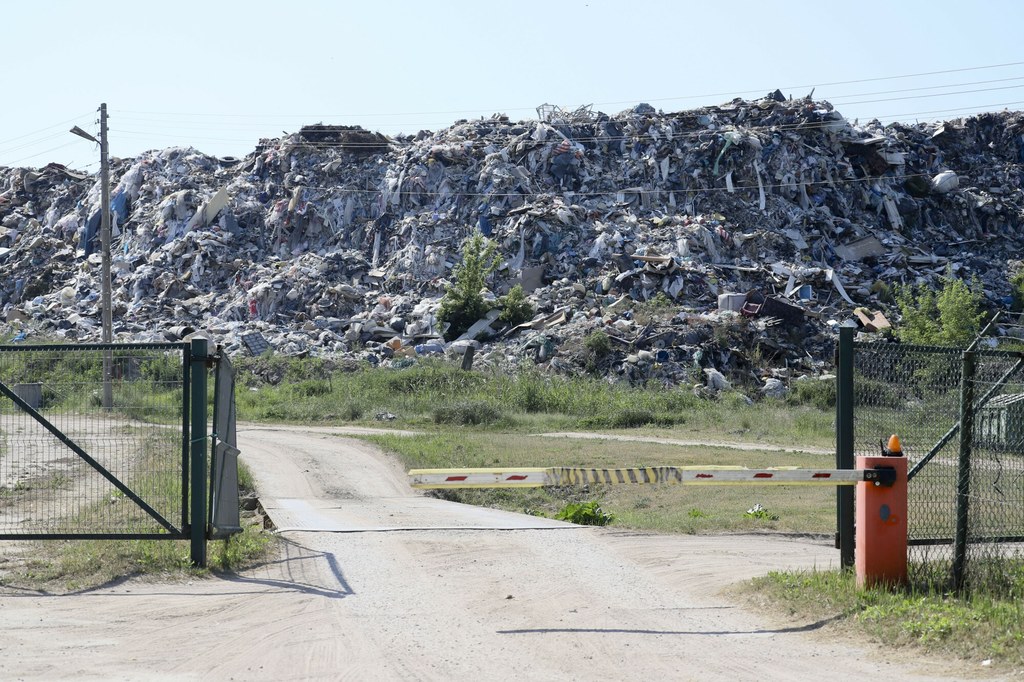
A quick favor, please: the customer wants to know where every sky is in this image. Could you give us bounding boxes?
[3,0,1024,172]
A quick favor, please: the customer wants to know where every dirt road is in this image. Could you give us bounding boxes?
[0,427,983,680]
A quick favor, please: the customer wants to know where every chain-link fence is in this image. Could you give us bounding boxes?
[0,344,188,538]
[849,338,1024,592]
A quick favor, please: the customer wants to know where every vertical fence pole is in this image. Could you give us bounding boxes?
[836,327,856,567]
[189,338,209,568]
[180,345,191,532]
[952,349,976,591]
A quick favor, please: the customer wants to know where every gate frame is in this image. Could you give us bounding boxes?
[0,339,215,567]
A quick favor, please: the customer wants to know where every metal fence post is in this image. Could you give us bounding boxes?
[189,338,209,568]
[952,349,976,590]
[836,327,856,567]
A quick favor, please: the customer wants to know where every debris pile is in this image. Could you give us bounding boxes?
[1,95,1023,392]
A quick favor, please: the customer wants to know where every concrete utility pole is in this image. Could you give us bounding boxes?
[99,104,113,409]
[70,105,114,409]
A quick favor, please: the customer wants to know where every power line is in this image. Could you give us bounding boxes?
[3,141,81,166]
[110,60,1024,121]
[828,75,1024,101]
[100,74,1024,147]
[873,99,1024,122]
[839,83,1024,107]
[0,112,94,147]
[104,98,1024,151]
[7,62,1024,168]
[0,130,78,156]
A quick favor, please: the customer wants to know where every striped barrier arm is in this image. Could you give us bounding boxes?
[408,466,875,489]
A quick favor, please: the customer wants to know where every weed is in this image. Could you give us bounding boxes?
[745,504,779,521]
[554,501,615,526]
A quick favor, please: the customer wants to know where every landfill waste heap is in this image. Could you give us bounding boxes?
[1,94,1023,396]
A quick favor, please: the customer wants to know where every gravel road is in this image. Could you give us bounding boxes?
[0,426,986,681]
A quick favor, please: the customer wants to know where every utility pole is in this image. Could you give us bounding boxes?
[70,105,114,409]
[99,104,113,409]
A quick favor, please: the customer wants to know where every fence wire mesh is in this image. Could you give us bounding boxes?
[851,341,1024,591]
[958,349,1024,592]
[0,344,187,537]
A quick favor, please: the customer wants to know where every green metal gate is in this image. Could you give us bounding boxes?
[0,338,230,566]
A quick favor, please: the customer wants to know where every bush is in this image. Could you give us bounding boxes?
[583,330,612,373]
[432,400,504,426]
[895,274,985,347]
[610,408,657,428]
[437,231,499,340]
[338,402,364,421]
[291,379,331,397]
[787,378,836,410]
[1011,269,1024,313]
[583,330,612,358]
[498,284,534,326]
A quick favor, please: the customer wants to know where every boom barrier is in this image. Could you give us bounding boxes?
[409,438,908,590]
[409,466,892,489]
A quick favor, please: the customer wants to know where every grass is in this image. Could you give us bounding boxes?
[740,566,1024,673]
[234,357,837,450]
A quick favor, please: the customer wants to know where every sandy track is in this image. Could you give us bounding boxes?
[0,426,986,680]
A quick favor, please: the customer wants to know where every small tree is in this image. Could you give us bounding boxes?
[1010,268,1024,313]
[895,274,985,347]
[498,284,534,327]
[437,231,499,341]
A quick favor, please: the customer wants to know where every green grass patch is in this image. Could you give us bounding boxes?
[233,357,838,451]
[743,567,1024,671]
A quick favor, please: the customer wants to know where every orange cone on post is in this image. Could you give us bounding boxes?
[855,434,908,588]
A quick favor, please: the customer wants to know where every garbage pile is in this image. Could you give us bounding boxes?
[1,95,1023,393]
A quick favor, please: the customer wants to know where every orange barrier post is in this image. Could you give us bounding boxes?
[855,435,908,588]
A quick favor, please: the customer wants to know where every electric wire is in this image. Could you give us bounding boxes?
[110,60,1024,120]
[7,61,1024,167]
[105,98,1024,150]
[100,79,1024,151]
[0,130,82,156]
[826,75,1024,101]
[4,141,82,167]
[0,112,95,147]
